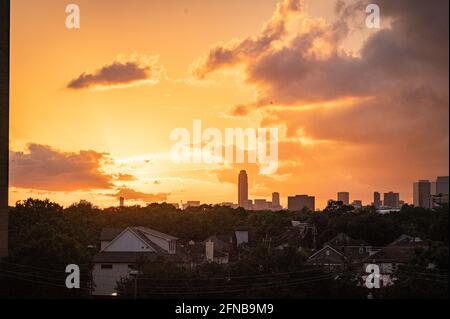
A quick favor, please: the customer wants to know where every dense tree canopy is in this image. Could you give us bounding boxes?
[0,198,448,298]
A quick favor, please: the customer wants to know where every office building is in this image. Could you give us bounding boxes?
[238,170,248,209]
[119,197,125,208]
[431,182,437,196]
[373,192,382,208]
[272,192,281,210]
[436,176,449,196]
[430,176,449,207]
[384,192,400,208]
[288,195,315,212]
[337,192,350,205]
[254,199,271,211]
[413,180,431,209]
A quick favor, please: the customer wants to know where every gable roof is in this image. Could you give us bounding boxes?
[365,235,426,264]
[326,233,371,247]
[308,244,346,261]
[131,228,167,254]
[99,226,180,255]
[364,246,417,264]
[388,234,423,247]
[134,226,179,241]
[100,227,154,252]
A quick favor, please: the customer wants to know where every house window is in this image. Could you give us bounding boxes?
[325,250,330,256]
[101,264,113,270]
[128,265,136,270]
[359,247,365,254]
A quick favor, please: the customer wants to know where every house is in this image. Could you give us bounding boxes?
[362,234,424,286]
[92,226,181,296]
[307,233,372,269]
[202,235,236,263]
[205,240,229,264]
[273,222,317,251]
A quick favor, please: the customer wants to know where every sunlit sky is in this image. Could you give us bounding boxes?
[9,0,449,208]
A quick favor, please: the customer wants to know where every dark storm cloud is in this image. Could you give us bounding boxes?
[67,58,164,90]
[10,144,114,191]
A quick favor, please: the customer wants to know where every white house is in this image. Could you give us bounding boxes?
[92,226,179,296]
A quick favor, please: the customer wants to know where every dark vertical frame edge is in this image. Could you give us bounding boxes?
[0,0,10,259]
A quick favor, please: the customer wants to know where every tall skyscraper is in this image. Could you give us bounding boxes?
[373,192,382,208]
[288,195,315,212]
[0,1,9,259]
[119,197,125,208]
[337,192,350,205]
[413,180,431,209]
[272,192,281,209]
[238,170,248,209]
[384,192,400,208]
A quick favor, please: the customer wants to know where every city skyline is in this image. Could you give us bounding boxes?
[8,0,449,209]
[114,170,449,212]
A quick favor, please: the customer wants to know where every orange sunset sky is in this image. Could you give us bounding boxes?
[9,0,449,208]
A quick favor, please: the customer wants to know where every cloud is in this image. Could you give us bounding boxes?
[67,56,165,90]
[197,0,448,206]
[191,0,305,79]
[10,144,114,191]
[112,187,169,203]
[231,104,251,116]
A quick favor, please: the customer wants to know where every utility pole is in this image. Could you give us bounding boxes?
[130,270,139,299]
[0,0,10,260]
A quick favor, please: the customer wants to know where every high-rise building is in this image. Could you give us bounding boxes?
[337,192,350,205]
[431,182,437,196]
[238,170,249,209]
[119,197,125,208]
[254,199,271,211]
[430,176,449,207]
[272,192,281,209]
[384,192,400,208]
[413,180,431,209]
[373,192,382,208]
[436,176,449,196]
[288,195,315,212]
